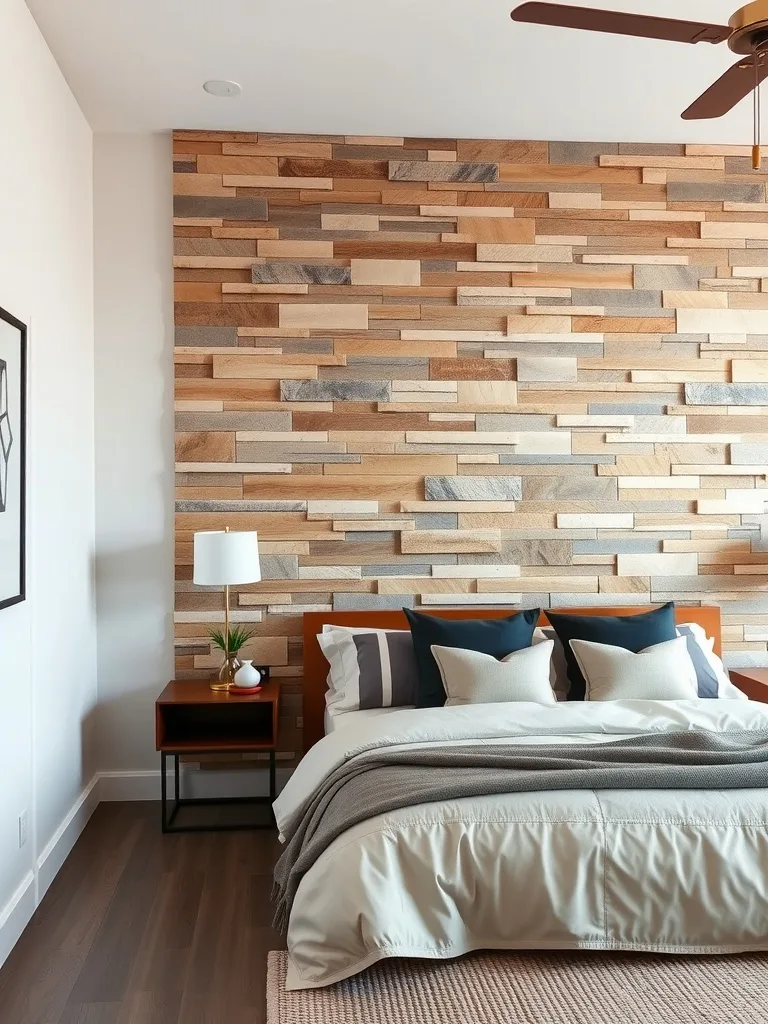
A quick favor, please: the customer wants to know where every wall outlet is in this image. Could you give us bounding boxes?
[18,810,27,849]
[296,716,303,729]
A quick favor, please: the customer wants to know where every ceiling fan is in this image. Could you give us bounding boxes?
[511,1,768,167]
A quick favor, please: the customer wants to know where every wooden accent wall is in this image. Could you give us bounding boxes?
[173,130,768,761]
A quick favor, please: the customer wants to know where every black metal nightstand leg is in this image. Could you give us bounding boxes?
[161,751,168,832]
[269,751,276,802]
[174,755,180,803]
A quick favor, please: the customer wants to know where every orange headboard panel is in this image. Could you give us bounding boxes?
[301,605,722,752]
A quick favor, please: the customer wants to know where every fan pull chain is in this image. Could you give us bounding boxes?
[754,50,762,172]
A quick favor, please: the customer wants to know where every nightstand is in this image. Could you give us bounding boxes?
[155,678,281,833]
[728,668,768,704]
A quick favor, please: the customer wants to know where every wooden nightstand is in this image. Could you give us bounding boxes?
[155,678,281,833]
[729,668,768,704]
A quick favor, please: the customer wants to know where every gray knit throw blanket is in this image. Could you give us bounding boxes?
[272,729,768,933]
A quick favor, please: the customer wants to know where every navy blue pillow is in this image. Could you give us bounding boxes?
[403,608,540,708]
[547,603,677,701]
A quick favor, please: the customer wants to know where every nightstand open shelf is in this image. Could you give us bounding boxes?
[155,678,280,833]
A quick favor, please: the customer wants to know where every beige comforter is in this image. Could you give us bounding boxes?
[273,700,768,989]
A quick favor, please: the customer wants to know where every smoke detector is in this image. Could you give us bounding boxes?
[203,80,242,98]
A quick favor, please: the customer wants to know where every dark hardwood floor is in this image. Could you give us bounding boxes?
[0,802,285,1024]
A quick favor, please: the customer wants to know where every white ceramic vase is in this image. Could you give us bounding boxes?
[233,659,262,688]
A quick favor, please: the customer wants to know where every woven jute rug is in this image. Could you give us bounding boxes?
[267,949,768,1023]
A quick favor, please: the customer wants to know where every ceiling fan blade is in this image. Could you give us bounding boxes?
[510,3,731,45]
[682,55,768,119]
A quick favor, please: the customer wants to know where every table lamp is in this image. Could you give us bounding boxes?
[193,528,261,690]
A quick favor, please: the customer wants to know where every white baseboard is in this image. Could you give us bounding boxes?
[36,774,101,901]
[0,764,289,971]
[0,772,101,973]
[0,872,35,970]
[99,765,291,802]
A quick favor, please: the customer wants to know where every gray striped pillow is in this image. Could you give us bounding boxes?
[318,628,419,713]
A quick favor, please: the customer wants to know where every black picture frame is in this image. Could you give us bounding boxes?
[0,305,26,611]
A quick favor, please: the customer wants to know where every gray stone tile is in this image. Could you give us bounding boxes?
[175,326,238,348]
[501,464,595,477]
[422,260,457,272]
[574,540,662,554]
[548,142,617,164]
[175,500,305,513]
[425,477,522,501]
[685,383,768,406]
[653,576,739,592]
[175,412,291,431]
[499,454,616,465]
[725,649,768,667]
[615,501,693,512]
[730,444,768,465]
[280,380,391,402]
[522,477,617,500]
[463,540,572,566]
[173,196,268,220]
[362,563,433,576]
[333,593,415,610]
[389,160,498,183]
[399,444,520,455]
[635,415,687,433]
[633,265,712,290]
[259,339,333,354]
[552,593,650,607]
[476,414,553,430]
[360,557,458,572]
[236,447,361,463]
[252,263,351,285]
[412,513,458,530]
[517,594,550,610]
[668,181,765,203]
[345,532,397,543]
[475,342,605,357]
[588,403,667,415]
[572,289,662,308]
[260,554,300,580]
[618,143,685,156]
[726,156,765,174]
[175,237,256,257]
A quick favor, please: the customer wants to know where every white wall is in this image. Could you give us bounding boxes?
[93,135,175,784]
[0,0,96,964]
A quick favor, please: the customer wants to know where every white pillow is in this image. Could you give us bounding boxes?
[431,641,556,707]
[570,636,699,702]
[318,627,419,714]
[677,622,748,700]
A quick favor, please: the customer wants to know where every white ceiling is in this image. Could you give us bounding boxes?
[25,0,765,143]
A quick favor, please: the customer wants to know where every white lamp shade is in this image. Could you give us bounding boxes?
[193,530,261,586]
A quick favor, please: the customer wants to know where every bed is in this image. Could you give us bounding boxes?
[274,606,768,990]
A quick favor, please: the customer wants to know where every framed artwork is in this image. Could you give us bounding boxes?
[0,305,26,610]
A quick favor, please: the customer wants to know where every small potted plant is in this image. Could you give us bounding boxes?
[207,625,257,688]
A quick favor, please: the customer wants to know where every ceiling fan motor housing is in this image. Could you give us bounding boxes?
[729,0,768,53]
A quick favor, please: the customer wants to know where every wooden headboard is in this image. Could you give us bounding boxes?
[301,605,722,752]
